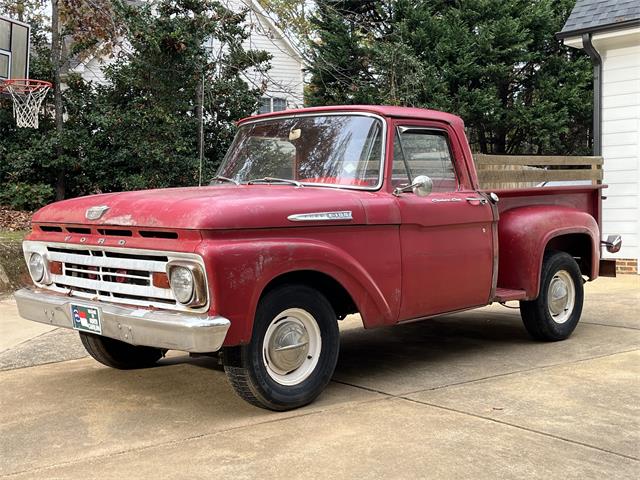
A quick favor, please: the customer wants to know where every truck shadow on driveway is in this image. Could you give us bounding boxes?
[158,307,631,399]
[41,305,632,416]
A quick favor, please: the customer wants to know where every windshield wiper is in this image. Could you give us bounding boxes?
[246,177,303,187]
[209,175,239,185]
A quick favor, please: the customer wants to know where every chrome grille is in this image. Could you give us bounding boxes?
[47,246,175,307]
[22,241,208,312]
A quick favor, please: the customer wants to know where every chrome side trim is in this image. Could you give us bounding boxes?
[487,193,500,302]
[14,288,229,353]
[287,211,353,222]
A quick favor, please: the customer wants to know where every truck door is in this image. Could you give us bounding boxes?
[393,124,495,320]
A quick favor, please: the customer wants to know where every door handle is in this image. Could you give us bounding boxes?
[465,197,488,205]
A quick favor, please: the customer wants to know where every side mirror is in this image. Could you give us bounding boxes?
[393,175,433,197]
[412,175,433,197]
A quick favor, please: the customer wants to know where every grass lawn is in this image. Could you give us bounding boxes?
[0,230,27,242]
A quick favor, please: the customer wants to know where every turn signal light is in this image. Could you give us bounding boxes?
[50,261,63,275]
[152,272,170,289]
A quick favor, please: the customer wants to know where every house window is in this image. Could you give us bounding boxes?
[272,98,287,112]
[258,97,287,114]
[258,97,271,114]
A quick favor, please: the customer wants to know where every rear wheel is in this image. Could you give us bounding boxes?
[520,251,584,341]
[79,332,164,369]
[223,285,340,411]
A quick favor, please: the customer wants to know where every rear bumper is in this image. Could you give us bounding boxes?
[14,288,230,353]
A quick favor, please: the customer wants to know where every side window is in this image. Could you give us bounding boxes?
[392,129,458,193]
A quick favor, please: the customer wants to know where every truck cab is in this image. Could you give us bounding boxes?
[15,105,620,410]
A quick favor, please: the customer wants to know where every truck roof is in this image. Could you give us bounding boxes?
[239,105,465,128]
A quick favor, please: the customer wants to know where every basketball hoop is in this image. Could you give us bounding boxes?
[0,79,52,129]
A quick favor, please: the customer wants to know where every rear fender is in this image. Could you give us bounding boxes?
[497,206,599,299]
[197,239,395,345]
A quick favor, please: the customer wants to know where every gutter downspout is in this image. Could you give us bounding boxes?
[582,33,607,263]
[582,33,602,156]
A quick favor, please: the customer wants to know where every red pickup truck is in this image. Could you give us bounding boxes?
[15,105,621,410]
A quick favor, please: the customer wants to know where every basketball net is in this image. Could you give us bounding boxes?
[1,79,51,129]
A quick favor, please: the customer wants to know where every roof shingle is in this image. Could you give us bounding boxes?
[559,0,640,37]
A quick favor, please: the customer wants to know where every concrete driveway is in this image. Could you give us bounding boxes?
[1,276,638,479]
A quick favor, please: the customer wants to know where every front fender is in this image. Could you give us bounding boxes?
[197,238,396,345]
[497,205,599,299]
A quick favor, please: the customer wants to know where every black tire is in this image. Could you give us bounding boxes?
[223,284,340,411]
[79,332,164,369]
[520,251,584,341]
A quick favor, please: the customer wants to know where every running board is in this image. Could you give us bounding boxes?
[494,288,527,302]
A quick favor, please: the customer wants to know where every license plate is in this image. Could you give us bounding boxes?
[71,304,102,334]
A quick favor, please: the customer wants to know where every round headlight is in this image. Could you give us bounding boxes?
[28,253,46,283]
[170,266,194,304]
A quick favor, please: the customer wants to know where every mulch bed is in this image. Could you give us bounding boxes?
[0,207,32,231]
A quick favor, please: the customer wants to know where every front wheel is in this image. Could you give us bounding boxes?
[223,285,340,411]
[79,332,164,369]
[520,251,584,341]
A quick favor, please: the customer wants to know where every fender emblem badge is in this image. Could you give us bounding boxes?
[86,205,110,220]
[287,211,353,222]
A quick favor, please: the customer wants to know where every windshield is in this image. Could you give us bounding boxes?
[216,114,384,188]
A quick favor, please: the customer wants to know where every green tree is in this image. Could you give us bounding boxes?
[0,0,270,209]
[307,0,593,155]
[306,1,388,106]
[65,0,270,192]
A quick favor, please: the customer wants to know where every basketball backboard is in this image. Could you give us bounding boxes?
[0,15,30,81]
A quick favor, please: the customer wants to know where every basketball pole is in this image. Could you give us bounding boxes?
[197,72,205,187]
[51,0,66,200]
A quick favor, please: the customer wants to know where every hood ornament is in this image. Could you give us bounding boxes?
[85,205,110,220]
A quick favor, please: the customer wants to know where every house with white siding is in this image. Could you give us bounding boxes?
[208,0,304,112]
[559,0,640,274]
[72,0,304,113]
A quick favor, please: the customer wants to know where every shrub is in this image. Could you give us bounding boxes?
[0,183,55,211]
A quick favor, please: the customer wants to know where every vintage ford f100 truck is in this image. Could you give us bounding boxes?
[15,105,621,410]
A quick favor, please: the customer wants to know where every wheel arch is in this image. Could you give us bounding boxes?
[545,232,597,279]
[199,239,395,346]
[260,270,359,321]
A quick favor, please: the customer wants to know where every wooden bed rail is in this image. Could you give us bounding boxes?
[473,154,603,189]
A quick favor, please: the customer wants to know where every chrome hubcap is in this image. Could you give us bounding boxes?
[263,308,321,386]
[268,320,310,373]
[547,270,575,324]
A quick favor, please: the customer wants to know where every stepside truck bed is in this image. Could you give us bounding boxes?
[486,185,605,299]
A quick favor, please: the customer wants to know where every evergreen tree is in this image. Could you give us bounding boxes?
[66,0,270,192]
[307,0,593,155]
[306,1,389,105]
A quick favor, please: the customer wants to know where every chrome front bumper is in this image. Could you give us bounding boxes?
[14,288,230,353]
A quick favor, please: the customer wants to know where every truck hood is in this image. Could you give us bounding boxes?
[32,185,371,230]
